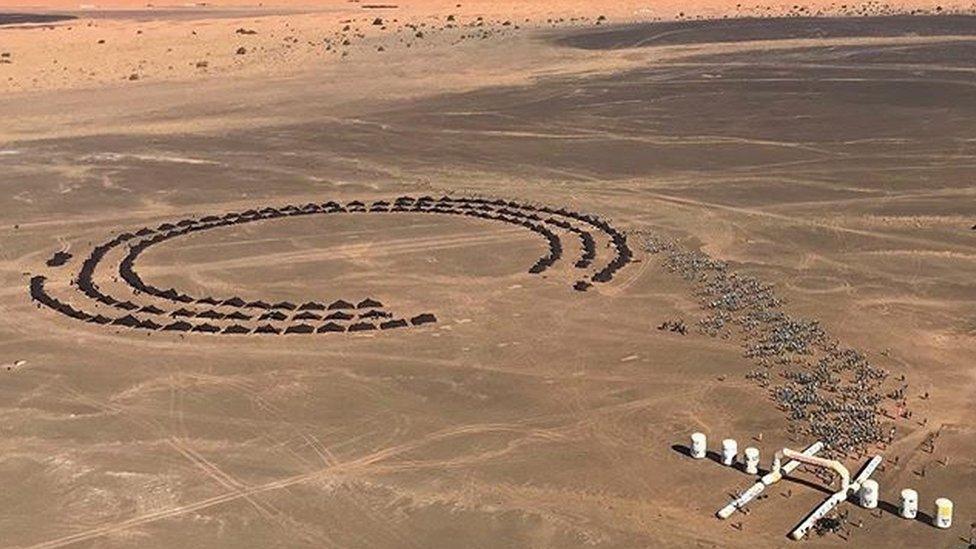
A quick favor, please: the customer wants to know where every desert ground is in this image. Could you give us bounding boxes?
[1,2,975,547]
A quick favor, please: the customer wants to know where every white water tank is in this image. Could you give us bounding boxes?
[859,479,879,509]
[899,489,918,519]
[934,498,953,529]
[690,432,707,459]
[744,447,760,475]
[721,439,738,467]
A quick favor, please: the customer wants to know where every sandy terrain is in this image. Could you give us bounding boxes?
[1,3,975,548]
[2,0,976,92]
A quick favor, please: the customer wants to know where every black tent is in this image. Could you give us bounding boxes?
[62,306,92,321]
[226,311,252,321]
[325,311,354,321]
[139,305,165,315]
[222,297,247,307]
[171,308,195,317]
[298,301,326,311]
[157,223,177,231]
[573,280,592,292]
[76,310,95,321]
[175,294,195,303]
[356,298,383,309]
[163,321,193,332]
[97,295,118,306]
[197,310,225,320]
[259,311,288,321]
[255,324,281,334]
[112,315,142,327]
[197,297,221,306]
[410,313,437,326]
[88,314,112,325]
[380,319,409,330]
[192,323,220,333]
[158,288,180,300]
[246,300,271,309]
[293,311,321,321]
[285,324,315,334]
[360,310,391,320]
[139,319,162,330]
[317,322,346,333]
[135,228,154,236]
[50,301,73,315]
[116,301,139,311]
[271,301,296,310]
[46,251,72,267]
[328,299,354,310]
[223,324,251,335]
[348,322,377,332]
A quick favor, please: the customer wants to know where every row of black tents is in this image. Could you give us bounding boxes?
[406,197,633,278]
[68,227,399,324]
[544,217,597,268]
[83,195,626,315]
[77,214,391,318]
[257,309,392,322]
[30,275,437,334]
[111,314,433,335]
[369,197,631,283]
[30,276,92,322]
[590,230,632,284]
[44,194,628,338]
[28,276,439,335]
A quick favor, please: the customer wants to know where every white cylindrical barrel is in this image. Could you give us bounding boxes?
[934,498,953,529]
[744,447,760,475]
[691,432,707,459]
[721,439,738,467]
[859,479,879,509]
[899,489,918,519]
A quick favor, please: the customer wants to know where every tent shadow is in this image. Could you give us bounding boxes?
[878,500,933,525]
[669,444,731,467]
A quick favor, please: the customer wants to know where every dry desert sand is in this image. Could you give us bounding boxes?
[1,1,975,547]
